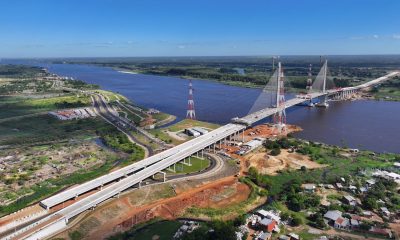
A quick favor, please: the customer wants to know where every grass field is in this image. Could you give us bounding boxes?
[167,119,220,132]
[0,115,106,146]
[0,94,91,119]
[149,128,184,145]
[167,156,210,174]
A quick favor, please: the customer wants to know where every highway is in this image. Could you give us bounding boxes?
[3,71,399,240]
[40,96,245,210]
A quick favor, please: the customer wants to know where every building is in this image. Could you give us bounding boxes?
[192,127,209,135]
[256,231,272,240]
[259,218,277,233]
[146,108,160,114]
[184,128,201,137]
[380,207,391,216]
[278,235,290,240]
[362,211,373,218]
[323,210,342,225]
[48,108,96,121]
[288,233,300,240]
[369,227,393,238]
[350,219,359,229]
[243,138,264,151]
[302,183,316,193]
[366,179,376,186]
[334,217,350,229]
[256,209,281,223]
[342,195,357,206]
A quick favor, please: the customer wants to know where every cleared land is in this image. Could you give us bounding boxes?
[244,149,327,175]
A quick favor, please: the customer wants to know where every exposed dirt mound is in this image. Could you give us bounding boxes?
[245,149,327,175]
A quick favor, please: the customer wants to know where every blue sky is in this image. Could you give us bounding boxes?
[0,0,399,57]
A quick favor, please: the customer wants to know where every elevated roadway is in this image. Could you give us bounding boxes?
[4,71,399,240]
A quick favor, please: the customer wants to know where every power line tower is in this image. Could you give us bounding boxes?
[273,62,287,134]
[186,80,196,119]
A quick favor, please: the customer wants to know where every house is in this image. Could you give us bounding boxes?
[334,217,350,229]
[369,227,393,238]
[288,233,300,240]
[350,219,359,228]
[302,184,316,193]
[259,218,277,233]
[350,215,362,221]
[256,210,281,223]
[336,183,343,189]
[342,195,357,206]
[348,185,357,192]
[256,231,272,240]
[326,184,335,189]
[362,211,373,218]
[386,172,400,181]
[380,207,391,216]
[324,210,342,224]
[394,162,400,168]
[359,187,367,193]
[278,235,290,240]
[366,179,376,186]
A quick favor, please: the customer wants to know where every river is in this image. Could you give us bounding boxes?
[2,60,400,153]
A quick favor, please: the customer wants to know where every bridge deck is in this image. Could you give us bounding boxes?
[7,71,399,240]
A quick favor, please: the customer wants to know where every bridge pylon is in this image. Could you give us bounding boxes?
[315,59,330,108]
[273,62,287,134]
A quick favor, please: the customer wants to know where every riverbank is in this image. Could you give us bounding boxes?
[3,61,400,153]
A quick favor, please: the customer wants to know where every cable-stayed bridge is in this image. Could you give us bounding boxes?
[2,62,399,240]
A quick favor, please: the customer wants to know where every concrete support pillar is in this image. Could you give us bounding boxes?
[201,149,204,159]
[138,181,142,189]
[219,141,222,149]
[213,144,216,153]
[242,130,245,142]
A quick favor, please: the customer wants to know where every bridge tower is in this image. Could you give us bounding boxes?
[186,80,196,119]
[316,59,329,107]
[273,62,287,134]
[306,64,313,92]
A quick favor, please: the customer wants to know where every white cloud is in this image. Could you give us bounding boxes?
[178,45,186,49]
[372,34,379,39]
[393,34,400,39]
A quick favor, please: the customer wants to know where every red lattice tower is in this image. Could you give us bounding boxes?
[273,62,287,134]
[186,80,196,119]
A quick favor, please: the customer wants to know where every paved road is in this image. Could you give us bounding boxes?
[4,71,399,240]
